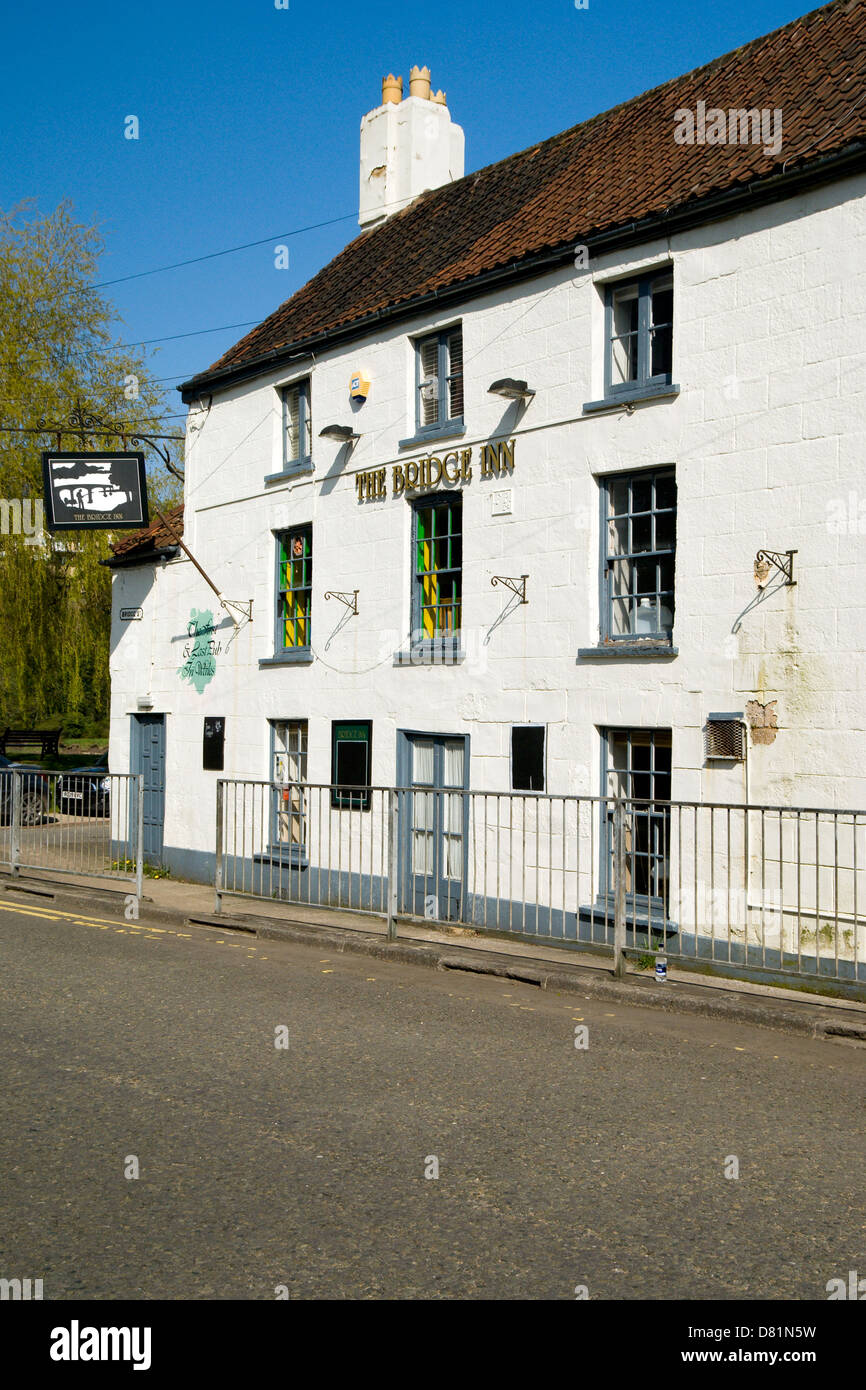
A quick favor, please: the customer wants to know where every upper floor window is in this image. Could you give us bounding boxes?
[416,327,464,437]
[278,526,312,650]
[605,272,673,399]
[283,379,312,468]
[602,469,676,643]
[413,494,462,642]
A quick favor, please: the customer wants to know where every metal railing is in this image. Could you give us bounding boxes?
[215,780,866,991]
[0,770,143,895]
[215,779,396,930]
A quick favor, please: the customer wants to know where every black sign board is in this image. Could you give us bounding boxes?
[41,451,149,531]
[203,717,225,772]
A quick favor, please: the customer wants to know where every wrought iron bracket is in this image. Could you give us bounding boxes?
[220,598,254,624]
[754,549,797,587]
[491,574,528,604]
[0,399,187,480]
[324,589,359,616]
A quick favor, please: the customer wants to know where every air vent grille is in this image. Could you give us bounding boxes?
[705,714,745,761]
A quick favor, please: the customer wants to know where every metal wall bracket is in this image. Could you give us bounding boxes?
[491,574,528,604]
[0,400,185,480]
[325,589,359,616]
[221,598,253,624]
[754,549,797,587]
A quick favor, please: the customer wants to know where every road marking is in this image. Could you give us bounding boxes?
[0,902,125,927]
[322,969,334,974]
[0,902,63,920]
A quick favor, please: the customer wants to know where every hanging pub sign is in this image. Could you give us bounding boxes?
[41,451,149,531]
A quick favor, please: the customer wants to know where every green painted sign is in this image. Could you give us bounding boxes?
[334,724,369,742]
[178,609,221,693]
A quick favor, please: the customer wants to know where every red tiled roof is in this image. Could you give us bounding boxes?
[183,0,866,393]
[111,503,184,559]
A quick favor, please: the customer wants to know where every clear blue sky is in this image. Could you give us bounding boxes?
[0,0,815,420]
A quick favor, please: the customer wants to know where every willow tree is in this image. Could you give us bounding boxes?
[0,202,182,733]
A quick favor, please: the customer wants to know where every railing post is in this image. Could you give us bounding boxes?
[214,779,224,915]
[135,775,144,905]
[386,787,399,941]
[613,798,627,979]
[10,771,21,878]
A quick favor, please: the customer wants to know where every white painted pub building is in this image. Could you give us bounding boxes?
[108,2,866,961]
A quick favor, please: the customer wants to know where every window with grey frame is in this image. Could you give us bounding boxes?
[604,727,672,906]
[282,378,312,469]
[416,327,464,437]
[270,718,308,859]
[605,271,673,399]
[412,492,462,647]
[276,525,312,651]
[602,468,676,642]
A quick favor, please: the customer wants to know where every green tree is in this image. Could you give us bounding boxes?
[0,201,182,734]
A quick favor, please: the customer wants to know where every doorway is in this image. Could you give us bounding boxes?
[398,732,468,921]
[131,714,166,862]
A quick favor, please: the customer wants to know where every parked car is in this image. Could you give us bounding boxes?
[57,752,111,817]
[0,753,50,826]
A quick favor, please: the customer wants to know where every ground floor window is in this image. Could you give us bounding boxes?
[271,719,308,854]
[511,725,545,792]
[331,720,372,810]
[603,727,672,901]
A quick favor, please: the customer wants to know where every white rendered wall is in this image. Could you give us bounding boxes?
[109,172,866,873]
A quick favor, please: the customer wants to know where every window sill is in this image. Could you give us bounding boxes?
[254,848,309,870]
[578,642,678,660]
[259,650,314,667]
[398,419,466,450]
[582,383,680,415]
[394,639,465,666]
[593,895,677,934]
[264,460,315,485]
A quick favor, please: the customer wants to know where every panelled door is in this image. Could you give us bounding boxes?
[401,734,467,921]
[132,714,166,862]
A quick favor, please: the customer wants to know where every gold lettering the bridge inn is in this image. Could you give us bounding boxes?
[355,438,516,502]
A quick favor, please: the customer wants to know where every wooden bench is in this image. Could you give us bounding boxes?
[0,728,62,759]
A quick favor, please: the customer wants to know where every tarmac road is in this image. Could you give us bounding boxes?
[0,895,864,1300]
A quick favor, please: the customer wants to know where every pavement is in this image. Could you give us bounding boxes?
[2,864,866,1044]
[1,892,864,1300]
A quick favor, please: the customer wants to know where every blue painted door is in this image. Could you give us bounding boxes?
[132,715,166,862]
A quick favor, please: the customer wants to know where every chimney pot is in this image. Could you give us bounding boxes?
[431,89,447,106]
[409,64,432,100]
[382,73,403,105]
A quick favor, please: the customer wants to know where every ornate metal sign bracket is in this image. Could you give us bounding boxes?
[491,574,528,604]
[22,400,187,481]
[325,589,359,616]
[754,549,797,587]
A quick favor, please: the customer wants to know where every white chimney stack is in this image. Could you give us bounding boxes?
[359,67,465,230]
